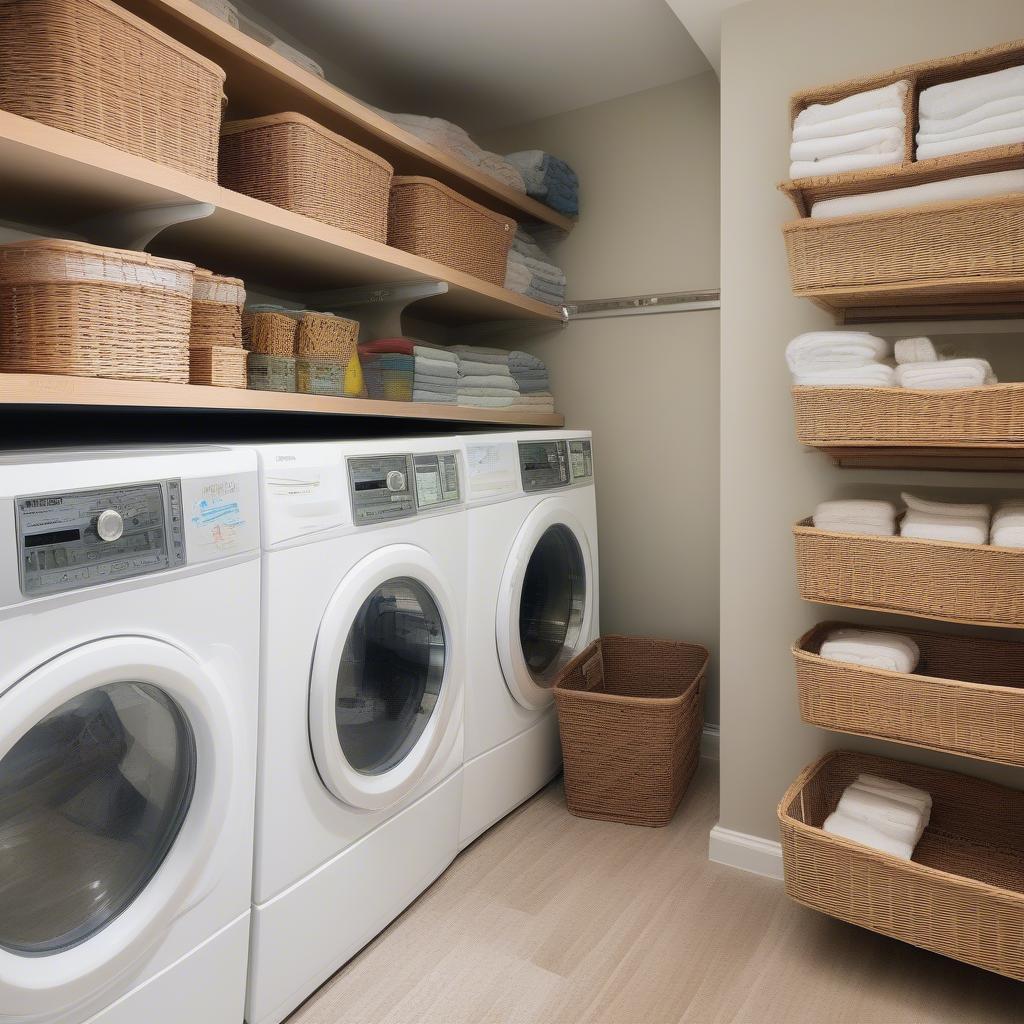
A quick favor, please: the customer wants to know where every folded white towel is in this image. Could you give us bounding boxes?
[917,124,1024,161]
[919,65,1024,121]
[790,126,905,163]
[902,492,991,521]
[458,374,518,390]
[794,364,896,388]
[854,774,932,818]
[795,80,909,128]
[837,787,927,846]
[790,150,903,179]
[823,811,914,860]
[414,356,458,378]
[451,345,511,359]
[992,523,1024,548]
[820,628,920,674]
[813,499,898,536]
[810,169,1024,219]
[917,107,1024,144]
[412,344,458,363]
[894,358,996,391]
[792,106,905,142]
[458,359,512,377]
[894,337,939,365]
[901,510,989,545]
[920,94,1024,134]
[786,332,889,373]
[457,394,516,408]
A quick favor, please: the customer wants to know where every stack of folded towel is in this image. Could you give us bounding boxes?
[505,228,567,307]
[451,345,520,408]
[819,627,920,673]
[812,499,898,536]
[917,64,1024,161]
[790,80,909,178]
[357,338,460,404]
[786,331,894,387]
[900,492,990,545]
[992,501,1024,547]
[505,151,579,216]
[893,336,997,390]
[508,350,554,413]
[823,774,932,861]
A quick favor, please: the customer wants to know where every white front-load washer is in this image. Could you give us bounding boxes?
[0,446,260,1024]
[246,438,466,1024]
[457,429,599,848]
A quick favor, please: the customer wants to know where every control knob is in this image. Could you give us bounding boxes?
[95,509,124,543]
[386,470,406,493]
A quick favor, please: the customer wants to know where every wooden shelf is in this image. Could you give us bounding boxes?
[0,111,563,325]
[117,0,574,233]
[812,445,1024,472]
[0,374,565,427]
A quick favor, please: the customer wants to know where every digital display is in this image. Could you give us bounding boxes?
[354,479,387,492]
[24,529,81,548]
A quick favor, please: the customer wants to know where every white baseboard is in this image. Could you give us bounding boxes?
[700,724,719,761]
[708,824,784,880]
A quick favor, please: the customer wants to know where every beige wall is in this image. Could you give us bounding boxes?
[483,74,723,720]
[719,0,1024,841]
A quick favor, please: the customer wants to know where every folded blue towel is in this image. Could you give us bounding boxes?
[509,350,545,370]
[525,285,564,306]
[506,150,578,216]
[517,377,552,393]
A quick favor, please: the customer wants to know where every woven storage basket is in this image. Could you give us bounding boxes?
[191,269,244,349]
[360,351,414,402]
[388,177,516,286]
[793,518,1024,628]
[247,353,295,392]
[554,636,708,827]
[242,310,297,357]
[189,345,246,388]
[219,113,393,241]
[296,312,359,360]
[779,750,1024,980]
[0,0,225,180]
[792,383,1024,447]
[794,622,1024,766]
[0,239,193,383]
[295,354,366,399]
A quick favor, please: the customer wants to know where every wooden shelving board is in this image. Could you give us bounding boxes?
[0,111,563,325]
[813,444,1024,472]
[118,0,574,233]
[0,374,565,428]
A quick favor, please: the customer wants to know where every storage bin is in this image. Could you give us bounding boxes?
[793,518,1024,628]
[778,750,1024,980]
[554,636,707,827]
[242,310,297,357]
[247,353,295,392]
[189,345,247,388]
[0,239,193,383]
[191,269,245,349]
[388,176,515,286]
[295,312,359,360]
[0,0,226,180]
[360,352,414,402]
[219,113,393,242]
[794,622,1024,766]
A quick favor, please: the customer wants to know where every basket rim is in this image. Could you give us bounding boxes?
[391,175,517,229]
[794,516,1024,555]
[220,112,395,174]
[194,268,245,287]
[0,237,196,272]
[791,382,1024,396]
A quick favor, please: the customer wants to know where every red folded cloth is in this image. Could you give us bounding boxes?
[358,337,415,355]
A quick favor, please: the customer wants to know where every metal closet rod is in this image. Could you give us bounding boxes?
[565,289,721,320]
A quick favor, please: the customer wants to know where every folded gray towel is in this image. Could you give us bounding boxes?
[458,358,512,376]
[458,374,519,390]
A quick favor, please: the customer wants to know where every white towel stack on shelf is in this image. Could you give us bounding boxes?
[790,81,909,178]
[812,499,898,536]
[894,337,997,390]
[917,64,1024,161]
[820,628,920,674]
[451,345,520,408]
[786,331,893,387]
[991,501,1024,548]
[824,774,932,861]
[900,492,990,545]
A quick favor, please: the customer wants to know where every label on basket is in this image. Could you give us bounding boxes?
[248,354,296,392]
[581,650,604,691]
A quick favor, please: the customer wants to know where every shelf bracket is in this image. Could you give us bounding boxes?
[74,202,216,252]
[302,281,449,341]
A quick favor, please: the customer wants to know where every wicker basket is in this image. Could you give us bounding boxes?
[792,383,1024,447]
[191,269,244,349]
[779,750,1024,980]
[0,0,225,180]
[247,353,295,392]
[219,113,393,241]
[296,312,359,360]
[794,622,1024,766]
[388,177,516,286]
[189,345,246,388]
[793,518,1024,628]
[360,351,414,402]
[554,636,708,827]
[242,310,297,357]
[0,238,193,383]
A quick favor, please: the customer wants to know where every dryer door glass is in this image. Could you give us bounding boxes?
[336,577,446,775]
[0,683,195,956]
[519,524,586,684]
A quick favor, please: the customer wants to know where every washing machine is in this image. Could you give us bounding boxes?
[0,447,260,1024]
[458,429,598,848]
[246,438,466,1024]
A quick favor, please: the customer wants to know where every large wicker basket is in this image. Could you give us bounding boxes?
[793,518,1024,629]
[794,621,1024,766]
[219,113,393,241]
[388,176,515,286]
[0,239,193,383]
[554,636,707,827]
[190,269,245,349]
[779,750,1024,980]
[0,0,226,180]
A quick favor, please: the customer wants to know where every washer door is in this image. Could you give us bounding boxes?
[0,636,234,1021]
[496,501,594,710]
[309,545,459,811]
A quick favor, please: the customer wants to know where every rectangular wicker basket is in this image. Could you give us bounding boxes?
[794,622,1024,766]
[219,113,393,242]
[0,0,226,180]
[388,176,516,286]
[793,518,1024,628]
[554,636,707,827]
[189,345,247,388]
[779,750,1024,980]
[190,269,245,349]
[0,238,194,383]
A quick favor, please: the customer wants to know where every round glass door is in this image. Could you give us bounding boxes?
[335,577,446,776]
[0,683,195,957]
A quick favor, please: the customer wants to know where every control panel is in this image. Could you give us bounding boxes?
[348,455,416,525]
[518,440,570,492]
[568,439,594,481]
[413,452,460,509]
[17,481,186,596]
